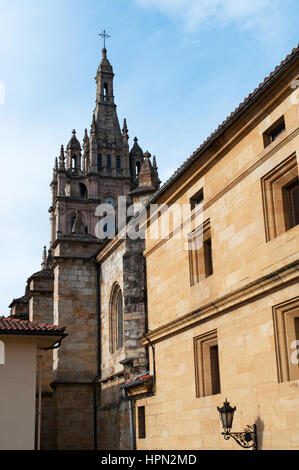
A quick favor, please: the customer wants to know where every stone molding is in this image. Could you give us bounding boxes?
[144,127,299,259]
[140,260,299,345]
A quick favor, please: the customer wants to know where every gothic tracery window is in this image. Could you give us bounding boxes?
[110,284,124,353]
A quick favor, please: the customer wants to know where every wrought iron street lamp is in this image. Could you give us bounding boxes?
[217,399,258,450]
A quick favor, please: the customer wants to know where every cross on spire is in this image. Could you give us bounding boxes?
[99,29,110,49]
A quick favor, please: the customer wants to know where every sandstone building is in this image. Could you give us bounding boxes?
[125,45,299,450]
[8,44,299,450]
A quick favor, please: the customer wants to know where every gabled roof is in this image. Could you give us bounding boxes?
[0,316,66,336]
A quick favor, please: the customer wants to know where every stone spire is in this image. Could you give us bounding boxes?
[122,118,129,155]
[130,137,143,158]
[59,145,65,170]
[130,137,144,186]
[152,155,160,186]
[122,118,128,135]
[138,152,158,189]
[83,128,90,174]
[66,130,82,172]
[94,47,122,150]
[67,129,81,151]
[128,151,160,209]
[89,114,98,172]
[52,157,58,182]
[41,246,47,269]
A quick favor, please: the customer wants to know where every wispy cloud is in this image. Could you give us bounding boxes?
[135,0,289,38]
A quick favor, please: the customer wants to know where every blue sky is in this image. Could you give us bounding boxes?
[0,0,298,315]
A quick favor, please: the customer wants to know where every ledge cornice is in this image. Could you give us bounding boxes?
[140,260,299,345]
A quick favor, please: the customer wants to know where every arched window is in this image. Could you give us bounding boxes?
[72,155,76,170]
[109,284,124,353]
[136,161,140,180]
[79,183,88,199]
[104,83,108,101]
[70,216,76,232]
[0,340,5,365]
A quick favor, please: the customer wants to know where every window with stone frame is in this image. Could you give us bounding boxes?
[261,153,299,241]
[190,187,204,212]
[70,216,76,233]
[273,297,299,383]
[194,330,221,397]
[263,115,285,148]
[138,406,146,439]
[109,284,124,353]
[188,219,213,286]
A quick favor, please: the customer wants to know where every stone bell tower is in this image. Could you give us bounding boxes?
[32,39,161,449]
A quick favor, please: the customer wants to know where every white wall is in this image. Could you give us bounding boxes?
[0,337,37,450]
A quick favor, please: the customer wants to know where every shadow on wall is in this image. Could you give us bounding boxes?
[255,415,264,450]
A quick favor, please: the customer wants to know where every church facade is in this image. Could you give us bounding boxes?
[9,46,159,450]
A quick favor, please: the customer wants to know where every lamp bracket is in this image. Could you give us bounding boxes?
[222,424,257,450]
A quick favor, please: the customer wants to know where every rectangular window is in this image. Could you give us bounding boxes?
[261,153,298,240]
[97,154,102,168]
[263,115,285,148]
[273,297,299,382]
[282,179,299,230]
[107,155,112,168]
[138,406,146,439]
[190,188,204,211]
[188,219,213,285]
[203,237,213,277]
[194,330,221,397]
[116,156,121,169]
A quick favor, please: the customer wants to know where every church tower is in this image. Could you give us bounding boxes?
[49,45,153,243]
[7,38,161,450]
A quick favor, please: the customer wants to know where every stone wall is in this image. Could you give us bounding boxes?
[53,383,94,450]
[51,245,99,449]
[136,61,299,450]
[53,257,98,382]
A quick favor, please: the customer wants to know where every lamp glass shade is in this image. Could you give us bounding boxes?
[217,400,236,430]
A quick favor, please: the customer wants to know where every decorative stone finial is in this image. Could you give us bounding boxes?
[59,145,65,169]
[91,113,96,133]
[41,246,47,269]
[122,118,128,135]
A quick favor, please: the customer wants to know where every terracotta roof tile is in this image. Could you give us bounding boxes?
[0,316,66,335]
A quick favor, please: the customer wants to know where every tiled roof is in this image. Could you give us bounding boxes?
[0,316,66,336]
[145,44,299,206]
[123,373,153,387]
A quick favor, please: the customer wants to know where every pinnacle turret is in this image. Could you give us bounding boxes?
[59,145,65,170]
[122,118,128,135]
[41,246,47,270]
[52,157,58,182]
[67,129,81,150]
[83,129,90,174]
